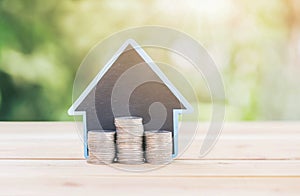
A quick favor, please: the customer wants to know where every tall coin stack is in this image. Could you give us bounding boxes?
[145,130,173,165]
[115,116,144,164]
[87,130,116,164]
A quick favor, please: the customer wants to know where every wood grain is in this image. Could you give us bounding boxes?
[0,160,300,177]
[1,177,299,196]
[1,122,300,160]
[0,122,300,195]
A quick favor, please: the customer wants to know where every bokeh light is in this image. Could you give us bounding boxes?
[0,0,299,121]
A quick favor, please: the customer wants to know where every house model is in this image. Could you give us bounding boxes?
[68,39,193,158]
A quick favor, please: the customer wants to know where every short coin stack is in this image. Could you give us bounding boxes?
[115,116,144,164]
[87,130,116,164]
[145,130,173,165]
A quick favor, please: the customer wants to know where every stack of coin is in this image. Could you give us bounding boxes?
[115,116,144,164]
[145,130,173,165]
[87,130,116,164]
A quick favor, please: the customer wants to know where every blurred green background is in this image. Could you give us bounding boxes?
[0,0,299,121]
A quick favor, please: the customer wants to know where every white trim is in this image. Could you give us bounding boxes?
[68,39,193,115]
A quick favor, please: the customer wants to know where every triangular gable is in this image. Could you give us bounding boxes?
[68,39,193,115]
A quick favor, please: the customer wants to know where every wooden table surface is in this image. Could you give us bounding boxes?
[0,122,300,195]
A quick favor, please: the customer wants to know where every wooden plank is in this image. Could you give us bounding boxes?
[0,122,300,195]
[0,176,299,196]
[0,122,84,159]
[0,160,300,195]
[180,122,300,160]
[0,122,300,160]
[0,160,299,177]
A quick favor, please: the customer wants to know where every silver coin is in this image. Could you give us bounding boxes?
[87,130,116,164]
[115,116,145,164]
[145,130,173,165]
